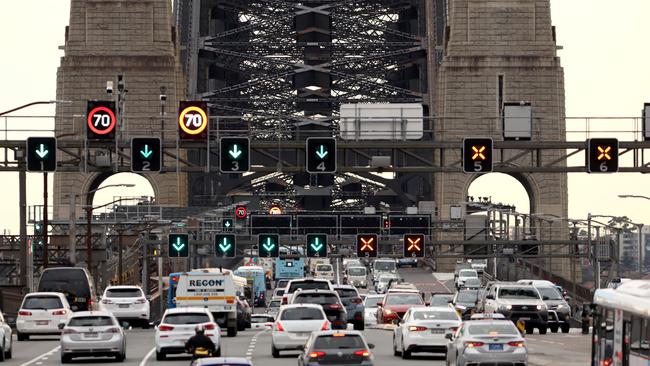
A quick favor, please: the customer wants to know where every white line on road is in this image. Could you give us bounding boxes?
[139,347,155,366]
[19,346,60,366]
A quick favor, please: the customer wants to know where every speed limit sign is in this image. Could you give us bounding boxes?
[178,101,208,140]
[86,101,117,140]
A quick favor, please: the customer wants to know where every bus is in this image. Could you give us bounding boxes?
[275,257,305,280]
[234,265,267,307]
[591,280,650,366]
[167,272,182,309]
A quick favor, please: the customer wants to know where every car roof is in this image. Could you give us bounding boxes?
[465,319,517,327]
[70,310,114,317]
[294,289,337,295]
[280,303,324,310]
[193,357,252,366]
[164,307,211,314]
[313,330,363,336]
[104,285,142,289]
[414,306,455,312]
[25,292,66,297]
[332,284,356,290]
[496,283,536,289]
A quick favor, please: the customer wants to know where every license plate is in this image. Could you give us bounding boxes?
[36,320,48,326]
[85,332,98,338]
[295,332,310,337]
[489,344,503,351]
[118,304,129,308]
[76,297,86,303]
[518,317,530,321]
[430,329,445,334]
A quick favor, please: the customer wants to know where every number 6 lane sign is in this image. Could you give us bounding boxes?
[178,101,208,140]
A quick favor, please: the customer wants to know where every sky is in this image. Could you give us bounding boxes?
[1,0,650,234]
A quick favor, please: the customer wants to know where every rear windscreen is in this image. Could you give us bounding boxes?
[348,268,366,276]
[268,300,280,308]
[280,307,324,320]
[288,281,329,293]
[22,296,63,310]
[163,313,210,325]
[335,289,358,298]
[38,269,90,297]
[68,316,114,327]
[294,293,338,305]
[316,265,332,272]
[314,335,365,349]
[467,323,518,335]
[251,316,272,323]
[106,288,143,298]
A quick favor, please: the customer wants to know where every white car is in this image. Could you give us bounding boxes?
[98,286,150,328]
[16,292,72,340]
[314,264,335,282]
[271,304,330,358]
[271,287,285,301]
[60,311,125,363]
[364,294,385,326]
[155,307,221,360]
[393,307,461,359]
[456,269,479,289]
[250,314,274,330]
[0,312,12,360]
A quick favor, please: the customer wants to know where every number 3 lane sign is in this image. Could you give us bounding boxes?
[178,101,208,139]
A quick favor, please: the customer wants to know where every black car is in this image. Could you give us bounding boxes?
[291,290,348,330]
[452,289,479,319]
[298,330,375,366]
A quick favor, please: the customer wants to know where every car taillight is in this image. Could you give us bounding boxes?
[309,351,326,359]
[281,296,288,305]
[102,299,113,304]
[63,328,77,334]
[508,341,526,348]
[274,322,285,332]
[351,298,363,304]
[226,298,234,304]
[465,342,485,348]
[18,311,32,316]
[321,321,330,331]
[88,298,93,310]
[52,309,67,316]
[353,350,370,358]
[158,325,174,331]
[204,323,216,330]
[450,326,459,332]
[329,304,342,310]
[408,326,427,332]
[135,299,146,304]
[106,327,120,333]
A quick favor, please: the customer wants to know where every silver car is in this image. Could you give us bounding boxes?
[60,311,126,363]
[446,320,527,366]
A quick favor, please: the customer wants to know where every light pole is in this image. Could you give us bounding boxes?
[617,195,647,277]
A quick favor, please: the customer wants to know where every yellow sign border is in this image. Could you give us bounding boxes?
[178,106,208,135]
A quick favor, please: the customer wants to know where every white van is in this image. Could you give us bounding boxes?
[175,269,246,337]
[314,263,335,282]
[346,266,367,288]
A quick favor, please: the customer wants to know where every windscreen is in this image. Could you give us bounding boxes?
[106,288,143,298]
[274,289,285,296]
[385,294,423,305]
[22,296,63,310]
[467,323,518,335]
[314,335,365,349]
[294,293,339,305]
[251,316,272,323]
[412,311,459,321]
[316,265,333,272]
[335,289,358,298]
[268,300,280,308]
[457,291,478,303]
[288,281,330,293]
[348,267,366,276]
[430,295,453,306]
[536,287,562,300]
[38,269,90,297]
[498,287,540,299]
[163,313,210,325]
[68,316,114,327]
[277,280,289,288]
[459,270,478,277]
[374,261,396,271]
[364,296,384,308]
[280,307,324,320]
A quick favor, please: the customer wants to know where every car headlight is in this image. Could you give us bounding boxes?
[499,304,512,311]
[385,309,394,315]
[456,305,467,310]
[536,304,546,310]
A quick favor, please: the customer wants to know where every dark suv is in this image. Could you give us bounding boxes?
[332,285,365,330]
[290,289,348,330]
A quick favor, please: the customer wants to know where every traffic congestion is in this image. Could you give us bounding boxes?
[0,258,636,366]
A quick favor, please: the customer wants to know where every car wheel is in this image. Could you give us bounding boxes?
[393,336,400,356]
[550,325,559,333]
[61,354,71,363]
[5,339,11,360]
[401,342,411,359]
[215,348,221,357]
[272,345,280,358]
[115,352,125,362]
[539,326,548,335]
[561,324,570,333]
[16,333,27,342]
[155,351,166,361]
[227,326,238,337]
[525,324,534,334]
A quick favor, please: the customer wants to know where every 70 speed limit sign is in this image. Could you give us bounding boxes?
[178,101,208,140]
[86,101,117,140]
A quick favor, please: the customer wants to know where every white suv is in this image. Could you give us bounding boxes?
[99,286,150,328]
[155,307,221,360]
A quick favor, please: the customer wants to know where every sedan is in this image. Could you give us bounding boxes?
[250,314,274,330]
[446,320,528,366]
[155,307,221,360]
[60,311,126,363]
[393,307,461,359]
[272,304,330,358]
[452,289,479,319]
[298,330,374,366]
[377,292,427,324]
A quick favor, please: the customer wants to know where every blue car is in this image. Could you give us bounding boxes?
[332,285,365,330]
[398,257,418,268]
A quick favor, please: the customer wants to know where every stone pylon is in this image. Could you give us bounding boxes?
[53,0,187,217]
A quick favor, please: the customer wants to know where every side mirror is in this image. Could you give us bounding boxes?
[542,296,549,301]
[445,332,453,340]
[146,295,152,301]
[486,295,494,300]
[368,343,375,349]
[58,323,65,330]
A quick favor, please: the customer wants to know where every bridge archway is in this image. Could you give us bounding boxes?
[90,173,156,208]
[466,172,534,214]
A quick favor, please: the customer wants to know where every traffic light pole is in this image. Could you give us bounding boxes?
[86,204,93,282]
[19,170,27,289]
[43,172,48,268]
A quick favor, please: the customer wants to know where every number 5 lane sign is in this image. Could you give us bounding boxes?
[178,101,208,140]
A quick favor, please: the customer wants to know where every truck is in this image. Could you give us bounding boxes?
[175,269,247,337]
[308,258,332,275]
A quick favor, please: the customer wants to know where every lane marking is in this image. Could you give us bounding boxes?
[244,328,269,361]
[138,347,156,366]
[19,346,60,366]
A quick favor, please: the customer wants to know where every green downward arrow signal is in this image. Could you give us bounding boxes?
[218,238,232,253]
[229,144,242,159]
[262,237,275,252]
[172,237,185,252]
[35,144,49,159]
[224,221,231,228]
[310,237,323,252]
[315,145,328,159]
[140,145,153,158]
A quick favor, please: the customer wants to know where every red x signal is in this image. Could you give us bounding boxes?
[407,237,421,251]
[597,146,612,161]
[360,237,374,251]
[472,146,486,161]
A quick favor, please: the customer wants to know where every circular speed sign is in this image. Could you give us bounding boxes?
[87,106,117,136]
[178,105,208,136]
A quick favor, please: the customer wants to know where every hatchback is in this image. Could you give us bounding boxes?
[155,307,221,360]
[59,311,126,363]
[16,292,72,340]
[271,304,330,358]
[298,330,374,366]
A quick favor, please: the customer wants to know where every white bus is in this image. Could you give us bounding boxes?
[592,280,650,366]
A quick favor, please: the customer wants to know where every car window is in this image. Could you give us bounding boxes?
[430,295,453,306]
[163,313,210,324]
[316,265,332,272]
[467,323,519,335]
[536,287,562,300]
[251,316,272,323]
[268,300,280,308]
[313,334,365,349]
[364,296,384,308]
[105,288,143,298]
[280,307,324,320]
[412,310,459,321]
[68,316,114,327]
[274,289,285,296]
[348,267,366,276]
[459,270,478,277]
[288,281,330,293]
[457,291,478,302]
[294,293,339,305]
[22,296,64,309]
[374,261,396,271]
[335,289,358,298]
[385,294,423,305]
[498,288,540,299]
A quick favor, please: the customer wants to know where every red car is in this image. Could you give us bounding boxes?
[376,292,427,324]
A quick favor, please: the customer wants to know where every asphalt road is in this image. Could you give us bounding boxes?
[5,268,589,366]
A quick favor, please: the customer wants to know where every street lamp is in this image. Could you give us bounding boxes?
[618,194,650,200]
[0,100,72,117]
[616,195,647,277]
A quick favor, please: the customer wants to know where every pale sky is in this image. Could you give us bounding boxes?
[1,1,650,234]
